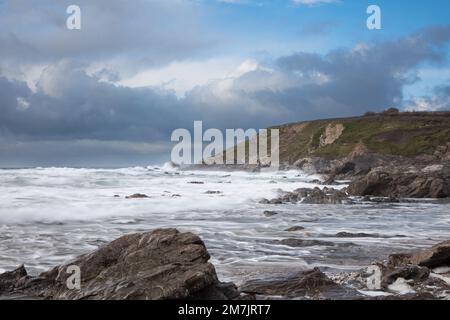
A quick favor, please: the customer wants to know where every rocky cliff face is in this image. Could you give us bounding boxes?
[276,112,450,199]
[276,111,450,165]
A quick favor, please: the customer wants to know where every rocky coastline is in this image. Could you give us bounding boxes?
[1,113,449,300]
[189,111,450,202]
[1,228,449,300]
[293,145,450,201]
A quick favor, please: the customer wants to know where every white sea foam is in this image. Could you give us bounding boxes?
[0,167,449,282]
[387,278,416,295]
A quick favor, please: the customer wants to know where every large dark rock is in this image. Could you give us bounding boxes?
[347,165,450,199]
[381,265,430,288]
[410,240,450,268]
[347,239,450,299]
[0,265,28,293]
[387,243,450,270]
[0,229,239,300]
[302,187,352,204]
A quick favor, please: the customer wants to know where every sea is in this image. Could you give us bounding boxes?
[1,164,449,285]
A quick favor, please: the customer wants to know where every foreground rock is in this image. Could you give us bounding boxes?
[240,268,362,300]
[239,239,450,300]
[409,240,450,268]
[347,165,450,199]
[334,239,450,299]
[2,230,449,300]
[0,229,239,300]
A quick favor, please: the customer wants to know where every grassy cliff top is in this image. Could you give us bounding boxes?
[272,110,450,163]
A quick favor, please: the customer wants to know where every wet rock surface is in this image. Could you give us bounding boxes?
[0,229,239,300]
[263,211,279,217]
[347,165,450,199]
[333,232,406,239]
[264,187,353,205]
[273,238,336,248]
[284,226,305,232]
[1,230,449,300]
[240,268,363,300]
[334,239,450,299]
[409,240,450,268]
[125,193,150,199]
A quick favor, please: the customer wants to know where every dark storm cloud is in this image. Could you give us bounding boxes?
[2,26,450,140]
[0,62,186,142]
[0,24,450,166]
[255,25,450,118]
[183,25,450,125]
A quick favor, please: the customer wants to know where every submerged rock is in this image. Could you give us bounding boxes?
[273,238,335,247]
[284,226,305,232]
[188,181,205,184]
[335,232,378,238]
[264,211,279,217]
[333,232,407,239]
[0,229,239,300]
[125,193,150,199]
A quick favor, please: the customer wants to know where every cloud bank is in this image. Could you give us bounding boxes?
[0,1,449,166]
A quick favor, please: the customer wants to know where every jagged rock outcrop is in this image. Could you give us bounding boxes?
[409,240,450,268]
[0,229,239,300]
[0,265,28,293]
[347,165,450,198]
[238,239,450,300]
[262,187,353,205]
[335,239,450,299]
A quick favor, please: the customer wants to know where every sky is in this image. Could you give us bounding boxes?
[0,0,449,167]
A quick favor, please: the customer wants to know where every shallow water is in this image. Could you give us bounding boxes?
[0,165,449,285]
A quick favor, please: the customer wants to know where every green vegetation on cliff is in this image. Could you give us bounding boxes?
[272,111,450,163]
